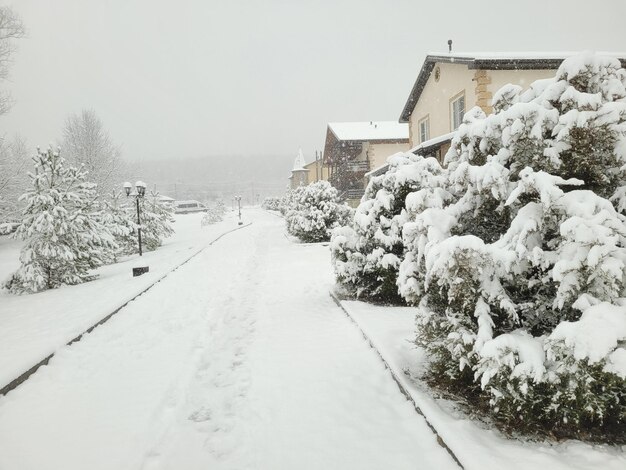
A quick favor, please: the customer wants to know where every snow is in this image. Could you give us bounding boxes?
[479,330,546,387]
[407,131,456,155]
[338,299,626,470]
[365,132,455,178]
[549,302,626,366]
[328,121,409,141]
[0,211,245,389]
[0,209,456,470]
[425,51,626,61]
[291,148,308,171]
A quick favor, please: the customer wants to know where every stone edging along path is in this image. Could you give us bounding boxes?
[329,291,465,470]
[0,222,253,397]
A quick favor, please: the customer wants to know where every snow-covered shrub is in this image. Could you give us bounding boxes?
[285,181,352,243]
[262,196,281,211]
[138,192,174,251]
[279,189,297,215]
[201,201,225,226]
[3,147,117,293]
[400,53,626,440]
[331,153,447,302]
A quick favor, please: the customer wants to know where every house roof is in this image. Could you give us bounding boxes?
[399,52,626,123]
[328,121,409,142]
[408,131,455,155]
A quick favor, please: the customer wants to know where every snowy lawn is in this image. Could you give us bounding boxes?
[339,300,626,470]
[0,210,248,389]
[0,208,456,470]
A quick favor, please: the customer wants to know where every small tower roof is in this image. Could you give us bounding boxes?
[292,148,307,171]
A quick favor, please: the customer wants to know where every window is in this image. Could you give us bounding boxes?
[419,116,430,143]
[451,92,465,130]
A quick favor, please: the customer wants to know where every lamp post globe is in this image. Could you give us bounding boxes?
[135,181,147,198]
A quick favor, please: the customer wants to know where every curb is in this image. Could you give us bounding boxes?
[329,291,465,470]
[0,222,253,397]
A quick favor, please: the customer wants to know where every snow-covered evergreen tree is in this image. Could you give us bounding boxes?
[99,191,137,260]
[3,146,117,293]
[215,199,226,216]
[397,53,626,439]
[0,135,29,228]
[331,153,447,302]
[137,191,174,251]
[285,181,352,243]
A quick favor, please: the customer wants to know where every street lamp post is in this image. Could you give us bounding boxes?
[235,195,242,225]
[124,181,149,276]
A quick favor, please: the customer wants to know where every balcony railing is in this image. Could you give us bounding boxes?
[340,188,365,200]
[343,160,370,173]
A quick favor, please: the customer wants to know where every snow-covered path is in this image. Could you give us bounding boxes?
[0,209,456,470]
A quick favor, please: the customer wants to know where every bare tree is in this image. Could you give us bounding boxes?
[0,134,28,222]
[62,109,126,195]
[0,6,25,116]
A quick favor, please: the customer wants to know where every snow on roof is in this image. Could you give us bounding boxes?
[292,148,308,171]
[328,121,409,142]
[365,132,456,178]
[425,51,626,61]
[175,200,203,205]
[408,131,455,155]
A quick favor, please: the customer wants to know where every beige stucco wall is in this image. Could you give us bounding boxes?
[303,160,329,182]
[368,142,411,169]
[477,68,556,115]
[409,62,476,148]
[488,69,554,98]
[409,63,556,147]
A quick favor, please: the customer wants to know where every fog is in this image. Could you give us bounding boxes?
[1,0,625,184]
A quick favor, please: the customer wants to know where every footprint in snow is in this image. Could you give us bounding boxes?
[188,407,212,422]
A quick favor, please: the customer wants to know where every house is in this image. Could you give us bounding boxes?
[396,52,626,166]
[322,121,409,203]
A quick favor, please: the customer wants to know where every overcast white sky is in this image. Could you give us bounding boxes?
[2,0,625,163]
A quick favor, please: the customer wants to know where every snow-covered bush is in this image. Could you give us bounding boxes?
[331,153,447,302]
[138,192,174,251]
[3,147,117,293]
[285,181,352,243]
[399,53,626,440]
[201,201,226,226]
[262,196,281,211]
[279,189,297,215]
